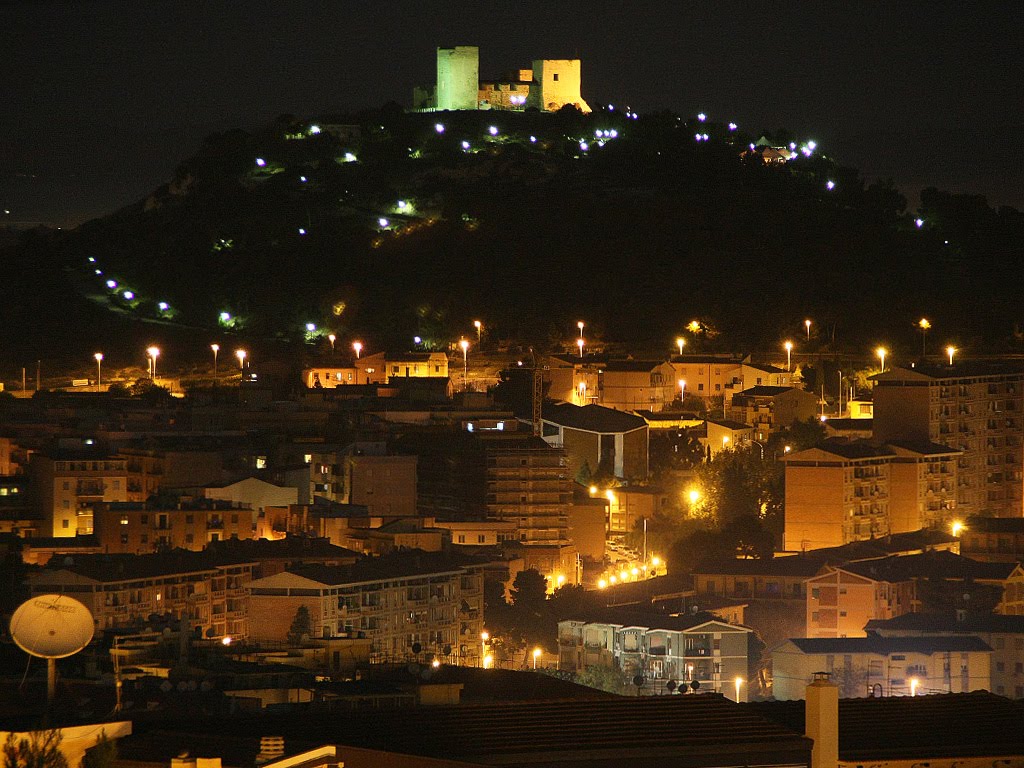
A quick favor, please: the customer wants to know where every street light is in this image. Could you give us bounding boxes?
[805,319,812,341]
[146,346,160,380]
[532,647,542,670]
[951,520,964,537]
[734,676,744,702]
[474,320,482,343]
[687,320,701,334]
[909,676,920,696]
[94,353,103,390]
[577,337,585,358]
[919,318,931,357]
[784,340,794,371]
[876,346,887,373]
[577,321,585,339]
[328,334,336,353]
[688,489,700,505]
[210,344,219,377]
[235,349,247,369]
[460,338,470,391]
[947,345,956,366]
[678,379,686,403]
[353,341,363,359]
[676,337,685,356]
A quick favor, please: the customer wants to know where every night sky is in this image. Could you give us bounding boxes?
[2,1,1022,227]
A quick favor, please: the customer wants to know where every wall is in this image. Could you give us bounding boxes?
[529,59,590,113]
[436,46,479,110]
[784,463,846,551]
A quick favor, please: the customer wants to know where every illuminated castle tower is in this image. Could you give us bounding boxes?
[436,46,479,111]
[527,59,591,113]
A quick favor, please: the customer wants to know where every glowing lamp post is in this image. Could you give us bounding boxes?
[688,489,700,506]
[876,346,887,373]
[460,338,470,391]
[94,353,103,390]
[951,520,964,537]
[532,647,542,670]
[353,341,363,359]
[474,320,482,343]
[146,346,160,381]
[210,344,219,377]
[805,319,812,340]
[678,379,686,403]
[577,337,585,359]
[236,349,247,370]
[919,318,931,357]
[910,677,920,696]
[784,340,794,372]
[734,676,744,702]
[328,334,336,353]
[946,345,956,366]
[676,337,685,356]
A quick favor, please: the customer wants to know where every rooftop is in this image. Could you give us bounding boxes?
[838,550,1018,583]
[694,555,825,578]
[278,550,480,586]
[732,385,797,398]
[786,438,894,461]
[786,635,992,655]
[562,606,747,632]
[964,515,1024,534]
[542,401,647,433]
[747,691,1024,761]
[865,612,1024,634]
[805,528,959,561]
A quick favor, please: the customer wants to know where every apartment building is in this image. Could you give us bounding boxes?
[873,362,1024,518]
[28,450,135,537]
[665,355,745,402]
[118,444,223,498]
[93,499,256,554]
[772,635,992,700]
[540,402,649,481]
[887,441,960,533]
[727,386,818,441]
[557,609,752,699]
[247,552,484,665]
[27,550,257,639]
[960,516,1024,563]
[805,566,916,639]
[304,444,417,518]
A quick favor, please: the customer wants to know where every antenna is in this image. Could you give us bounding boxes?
[10,595,95,707]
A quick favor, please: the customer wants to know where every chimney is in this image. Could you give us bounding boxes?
[805,671,839,768]
[256,737,285,764]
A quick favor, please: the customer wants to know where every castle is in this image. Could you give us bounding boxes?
[413,46,590,113]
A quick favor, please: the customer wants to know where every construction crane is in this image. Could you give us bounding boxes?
[530,348,546,437]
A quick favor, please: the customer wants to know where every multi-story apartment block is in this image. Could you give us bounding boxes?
[784,441,894,551]
[888,441,960,533]
[727,386,818,441]
[866,612,1024,700]
[772,635,992,700]
[118,444,223,498]
[93,499,256,554]
[961,516,1024,563]
[247,552,484,665]
[874,363,1024,518]
[304,443,417,518]
[27,550,257,639]
[557,610,752,699]
[28,450,136,537]
[806,566,916,638]
[540,402,649,482]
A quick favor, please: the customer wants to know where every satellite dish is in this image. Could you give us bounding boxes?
[10,595,95,707]
[10,595,94,659]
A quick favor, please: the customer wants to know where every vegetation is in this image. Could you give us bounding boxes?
[287,605,313,645]
[2,731,68,768]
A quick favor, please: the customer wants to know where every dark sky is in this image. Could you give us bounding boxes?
[2,1,1022,227]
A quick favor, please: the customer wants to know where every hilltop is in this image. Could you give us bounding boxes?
[3,104,1023,364]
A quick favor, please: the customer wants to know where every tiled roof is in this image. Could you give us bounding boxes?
[787,635,992,655]
[561,606,746,632]
[865,612,1024,634]
[694,555,825,578]
[748,691,1024,761]
[839,550,1017,582]
[887,440,962,456]
[543,402,647,433]
[283,550,479,586]
[965,515,1024,534]
[733,386,795,398]
[806,528,959,561]
[117,694,810,765]
[705,418,753,431]
[205,536,361,562]
[787,439,894,460]
[35,549,236,581]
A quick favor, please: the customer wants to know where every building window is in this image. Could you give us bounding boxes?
[186,533,194,544]
[478,535,485,543]
[62,519,69,529]
[140,515,148,524]
[185,514,194,524]
[553,73,559,81]
[112,480,120,490]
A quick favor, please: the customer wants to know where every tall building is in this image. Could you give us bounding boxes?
[436,46,479,111]
[873,363,1024,518]
[29,449,134,537]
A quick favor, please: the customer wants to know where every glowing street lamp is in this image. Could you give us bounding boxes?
[210,344,219,377]
[474,319,482,342]
[328,333,336,353]
[577,321,585,339]
[94,353,103,389]
[460,338,470,391]
[676,337,685,356]
[951,520,964,537]
[909,677,920,696]
[532,647,542,670]
[577,337,585,358]
[353,341,363,359]
[146,346,160,380]
[876,346,887,373]
[805,319,812,340]
[687,320,701,334]
[235,349,247,369]
[947,345,956,366]
[678,379,686,402]
[722,436,730,450]
[688,489,700,505]
[919,318,931,357]
[734,676,744,702]
[784,340,794,371]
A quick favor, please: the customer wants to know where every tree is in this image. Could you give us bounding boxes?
[2,730,68,768]
[80,732,116,768]
[574,460,593,487]
[510,569,547,609]
[287,605,312,645]
[575,665,626,694]
[508,569,549,648]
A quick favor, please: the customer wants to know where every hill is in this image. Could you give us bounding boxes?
[3,105,1023,365]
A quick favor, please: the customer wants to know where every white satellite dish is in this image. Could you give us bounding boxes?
[10,595,95,705]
